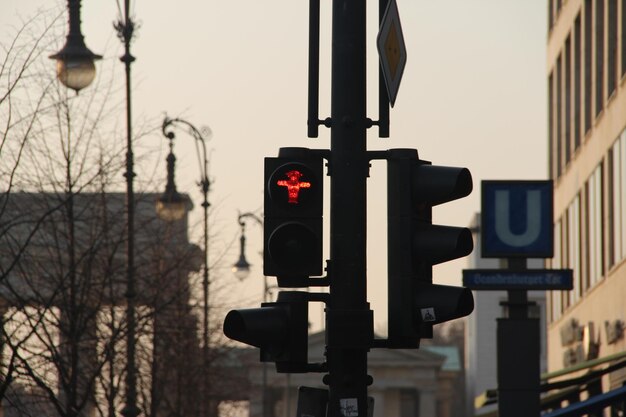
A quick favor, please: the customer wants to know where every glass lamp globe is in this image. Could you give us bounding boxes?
[232,258,251,281]
[55,57,97,92]
[156,195,188,222]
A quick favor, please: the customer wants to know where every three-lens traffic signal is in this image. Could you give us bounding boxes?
[387,148,474,348]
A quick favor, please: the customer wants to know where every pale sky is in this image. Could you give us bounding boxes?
[2,0,547,333]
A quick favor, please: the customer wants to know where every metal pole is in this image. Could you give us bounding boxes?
[116,1,138,416]
[201,178,210,417]
[497,258,540,417]
[307,0,320,138]
[263,274,269,417]
[327,0,370,416]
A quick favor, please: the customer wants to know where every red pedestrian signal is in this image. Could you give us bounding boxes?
[276,170,312,204]
[264,148,323,278]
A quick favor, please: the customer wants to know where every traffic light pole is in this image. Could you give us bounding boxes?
[326,1,372,416]
[497,258,541,417]
[226,2,476,414]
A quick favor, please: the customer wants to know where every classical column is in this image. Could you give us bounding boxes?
[418,387,438,417]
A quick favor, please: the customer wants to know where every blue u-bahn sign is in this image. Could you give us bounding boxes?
[482,180,553,258]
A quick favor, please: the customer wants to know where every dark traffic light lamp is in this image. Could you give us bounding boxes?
[387,148,474,348]
[264,148,323,279]
[224,291,327,373]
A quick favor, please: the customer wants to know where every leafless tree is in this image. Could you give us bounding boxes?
[0,5,254,417]
[0,7,207,417]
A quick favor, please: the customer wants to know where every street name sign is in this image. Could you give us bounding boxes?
[462,269,573,291]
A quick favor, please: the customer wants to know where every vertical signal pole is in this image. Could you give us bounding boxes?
[326,1,372,417]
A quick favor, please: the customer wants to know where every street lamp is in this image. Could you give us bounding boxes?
[158,116,212,417]
[156,131,188,221]
[232,212,265,284]
[49,0,102,92]
[232,216,252,281]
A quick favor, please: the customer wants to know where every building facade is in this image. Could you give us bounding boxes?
[223,332,465,417]
[547,0,626,397]
[0,192,203,417]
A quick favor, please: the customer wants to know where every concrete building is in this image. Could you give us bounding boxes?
[546,0,626,409]
[227,331,465,417]
[0,192,203,417]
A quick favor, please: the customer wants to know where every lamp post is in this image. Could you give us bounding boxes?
[158,116,212,417]
[49,0,102,92]
[53,1,140,415]
[114,4,139,417]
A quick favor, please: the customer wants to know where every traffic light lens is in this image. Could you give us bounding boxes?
[224,307,288,349]
[268,162,319,210]
[268,222,317,272]
[276,169,312,204]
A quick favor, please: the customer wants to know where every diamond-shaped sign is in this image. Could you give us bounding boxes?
[377,0,407,107]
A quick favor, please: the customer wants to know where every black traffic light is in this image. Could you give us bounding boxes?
[223,291,310,373]
[264,148,323,279]
[387,148,474,348]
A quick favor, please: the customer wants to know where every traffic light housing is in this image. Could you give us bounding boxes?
[223,291,310,373]
[264,148,323,279]
[387,148,474,348]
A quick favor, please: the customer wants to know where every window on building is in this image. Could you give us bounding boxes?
[622,0,626,77]
[551,220,563,322]
[620,131,626,261]
[557,53,563,177]
[587,164,604,287]
[567,196,582,304]
[584,0,593,133]
[574,14,582,150]
[565,35,572,165]
[549,71,555,179]
[560,213,571,311]
[595,0,605,117]
[608,0,618,97]
[609,130,626,269]
[583,180,591,291]
[399,389,420,417]
[609,144,617,268]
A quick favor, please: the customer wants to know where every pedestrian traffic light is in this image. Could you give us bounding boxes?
[387,148,474,348]
[223,291,310,373]
[264,148,323,279]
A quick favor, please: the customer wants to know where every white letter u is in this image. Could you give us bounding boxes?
[494,190,541,247]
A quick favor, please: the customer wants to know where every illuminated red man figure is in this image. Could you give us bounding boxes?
[277,170,311,204]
